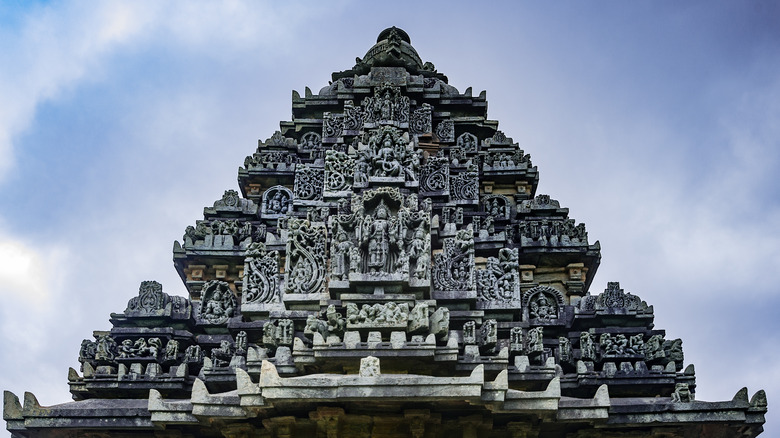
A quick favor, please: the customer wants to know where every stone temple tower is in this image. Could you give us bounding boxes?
[5,27,767,438]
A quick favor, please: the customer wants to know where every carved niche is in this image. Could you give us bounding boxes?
[361,83,410,126]
[354,126,420,185]
[299,132,322,151]
[456,132,478,152]
[330,187,431,288]
[285,219,327,296]
[482,194,511,220]
[261,185,293,218]
[522,285,564,322]
[241,242,280,305]
[476,248,520,307]
[199,280,237,324]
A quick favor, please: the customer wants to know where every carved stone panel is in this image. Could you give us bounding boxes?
[199,280,237,325]
[285,219,327,296]
[261,185,293,218]
[241,242,281,306]
[433,227,475,295]
[294,165,324,202]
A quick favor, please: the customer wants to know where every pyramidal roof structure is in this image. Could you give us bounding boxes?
[5,27,766,438]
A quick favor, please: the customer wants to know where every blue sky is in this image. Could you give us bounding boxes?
[1,1,778,434]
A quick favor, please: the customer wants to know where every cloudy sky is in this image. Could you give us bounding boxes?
[1,1,778,434]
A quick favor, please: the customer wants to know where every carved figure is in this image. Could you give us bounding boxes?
[200,280,236,324]
[527,327,544,353]
[580,331,597,361]
[164,340,179,361]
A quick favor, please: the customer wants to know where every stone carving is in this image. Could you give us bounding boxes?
[482,195,510,220]
[184,345,203,363]
[644,334,665,361]
[293,165,324,201]
[235,331,248,355]
[671,383,694,403]
[463,321,477,345]
[242,243,280,304]
[518,218,588,247]
[599,333,645,358]
[330,228,355,281]
[559,337,572,362]
[244,150,300,171]
[419,154,449,194]
[263,319,294,348]
[261,185,293,217]
[477,248,520,302]
[324,150,355,194]
[285,219,327,295]
[527,327,544,353]
[579,282,650,313]
[322,112,344,139]
[482,149,530,170]
[580,331,597,361]
[164,340,179,362]
[435,120,454,143]
[450,165,479,201]
[346,302,409,327]
[522,285,563,321]
[408,303,429,333]
[433,227,475,292]
[210,340,233,368]
[343,100,363,132]
[429,307,450,340]
[331,188,430,283]
[125,281,165,313]
[479,319,497,348]
[510,327,524,352]
[362,83,410,125]
[360,356,380,377]
[410,103,432,135]
[355,126,420,183]
[118,338,162,359]
[300,132,322,151]
[199,280,236,324]
[456,132,478,152]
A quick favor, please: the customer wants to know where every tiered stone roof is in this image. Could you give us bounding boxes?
[4,27,766,438]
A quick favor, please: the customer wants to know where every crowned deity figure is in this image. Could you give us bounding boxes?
[363,201,396,274]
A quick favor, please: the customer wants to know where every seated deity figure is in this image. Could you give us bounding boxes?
[372,132,402,177]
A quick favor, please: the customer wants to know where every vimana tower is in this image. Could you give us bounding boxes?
[5,27,767,438]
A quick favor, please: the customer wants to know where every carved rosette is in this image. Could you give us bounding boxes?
[294,165,324,201]
[285,219,327,296]
[242,243,280,305]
